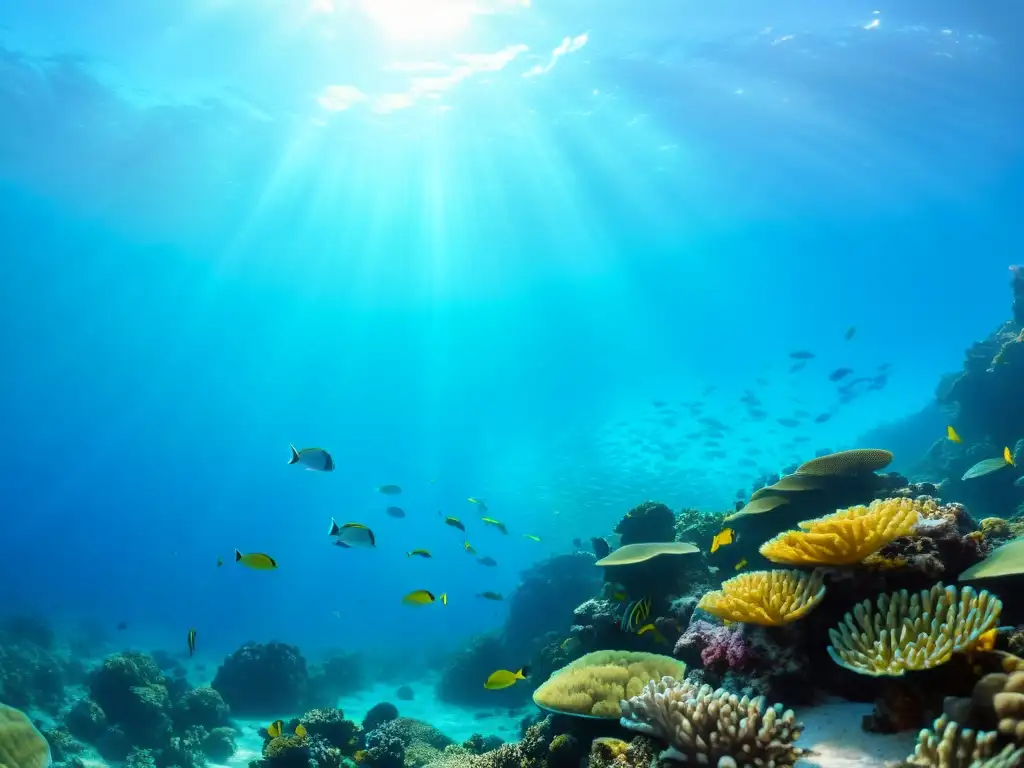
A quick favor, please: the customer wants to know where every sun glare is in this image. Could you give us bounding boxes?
[360,0,472,42]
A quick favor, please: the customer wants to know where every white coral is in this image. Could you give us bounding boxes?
[619,676,803,768]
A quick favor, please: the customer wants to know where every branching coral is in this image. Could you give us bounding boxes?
[532,651,685,719]
[619,676,804,766]
[760,497,925,566]
[696,569,826,625]
[897,714,1024,767]
[827,584,1002,677]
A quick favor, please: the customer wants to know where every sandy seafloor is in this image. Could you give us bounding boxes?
[49,682,917,768]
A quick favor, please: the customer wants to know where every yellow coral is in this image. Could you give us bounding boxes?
[697,569,826,626]
[532,651,685,719]
[980,517,1011,539]
[0,705,50,768]
[760,497,924,566]
[827,584,1002,677]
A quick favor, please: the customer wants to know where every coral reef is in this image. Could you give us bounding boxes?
[308,651,367,704]
[696,569,826,625]
[212,641,309,716]
[362,702,399,733]
[0,703,51,768]
[0,617,70,714]
[619,676,804,766]
[614,501,676,545]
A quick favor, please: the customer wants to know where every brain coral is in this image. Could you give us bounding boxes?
[760,497,924,566]
[827,583,1002,677]
[0,704,51,768]
[697,569,826,626]
[532,651,685,719]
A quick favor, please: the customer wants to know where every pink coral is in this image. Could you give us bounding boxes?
[676,620,753,672]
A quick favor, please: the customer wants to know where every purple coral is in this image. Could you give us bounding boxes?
[676,620,753,672]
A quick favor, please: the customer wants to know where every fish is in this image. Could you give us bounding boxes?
[464,541,477,554]
[788,350,815,360]
[962,454,1014,480]
[328,520,376,548]
[710,528,734,554]
[407,549,432,558]
[377,485,402,495]
[235,550,278,570]
[445,516,466,532]
[620,597,651,632]
[1007,446,1016,466]
[636,623,667,643]
[467,497,489,512]
[844,326,856,341]
[267,720,285,739]
[216,557,223,567]
[483,667,529,690]
[187,628,197,657]
[814,412,832,424]
[829,368,853,382]
[591,537,611,559]
[116,621,128,631]
[735,558,748,571]
[971,628,999,652]
[777,418,800,428]
[477,591,504,601]
[295,724,307,739]
[947,426,962,443]
[385,506,406,518]
[288,445,334,472]
[611,591,627,601]
[789,361,807,374]
[481,518,508,534]
[477,556,498,567]
[522,534,541,542]
[403,590,440,606]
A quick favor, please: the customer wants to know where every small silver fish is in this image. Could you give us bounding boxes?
[288,445,334,471]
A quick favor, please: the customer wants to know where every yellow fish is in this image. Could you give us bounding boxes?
[440,592,448,605]
[735,558,748,571]
[235,550,278,570]
[710,528,734,554]
[1006,446,1015,466]
[611,591,628,602]
[463,541,476,554]
[972,627,999,652]
[266,720,284,738]
[637,623,667,644]
[295,724,307,739]
[481,517,508,534]
[407,549,432,558]
[483,667,529,690]
[947,426,962,443]
[402,590,439,606]
[522,534,541,542]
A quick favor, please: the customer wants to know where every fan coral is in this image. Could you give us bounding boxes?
[827,584,1002,676]
[696,569,826,625]
[619,676,804,766]
[760,497,925,566]
[0,704,51,768]
[212,641,309,716]
[532,651,685,719]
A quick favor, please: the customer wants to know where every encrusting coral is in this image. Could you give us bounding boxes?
[827,584,1002,676]
[619,676,804,767]
[760,497,925,566]
[532,651,685,719]
[696,569,826,626]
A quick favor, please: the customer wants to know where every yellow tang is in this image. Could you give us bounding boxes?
[1005,446,1015,466]
[484,667,529,690]
[235,550,278,570]
[611,591,627,602]
[637,623,657,636]
[403,590,438,606]
[710,528,734,554]
[972,627,999,652]
[522,534,541,542]
[295,724,307,739]
[947,425,962,443]
[735,558,748,571]
[267,720,284,738]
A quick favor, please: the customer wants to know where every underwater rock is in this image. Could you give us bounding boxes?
[39,726,83,764]
[212,641,310,717]
[200,727,238,762]
[614,501,675,546]
[395,685,414,701]
[362,702,399,733]
[64,699,108,743]
[308,651,367,705]
[172,686,231,730]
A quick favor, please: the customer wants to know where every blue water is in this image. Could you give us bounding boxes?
[1,0,1022,662]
